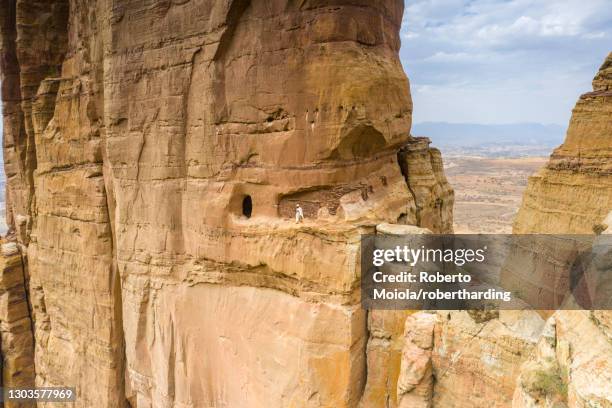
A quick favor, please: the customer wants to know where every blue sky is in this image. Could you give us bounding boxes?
[400,0,612,125]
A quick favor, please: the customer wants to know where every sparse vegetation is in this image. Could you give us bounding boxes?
[529,369,568,398]
[522,361,569,405]
[593,223,608,235]
[467,308,499,323]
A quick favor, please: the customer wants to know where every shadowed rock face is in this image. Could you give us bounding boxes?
[0,251,35,408]
[0,1,453,407]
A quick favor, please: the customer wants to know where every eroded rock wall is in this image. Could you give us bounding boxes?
[514,52,612,234]
[0,248,35,408]
[510,53,612,407]
[0,1,454,407]
[421,52,612,408]
[398,137,454,234]
[1,1,123,407]
[512,310,612,408]
[395,52,612,408]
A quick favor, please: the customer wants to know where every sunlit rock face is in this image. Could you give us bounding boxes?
[507,53,612,408]
[0,1,455,407]
[514,52,612,235]
[0,250,36,408]
[395,53,612,408]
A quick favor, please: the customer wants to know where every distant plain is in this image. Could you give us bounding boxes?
[443,155,547,233]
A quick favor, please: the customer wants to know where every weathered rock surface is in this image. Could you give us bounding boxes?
[510,217,612,408]
[395,308,546,408]
[396,312,436,408]
[406,52,612,408]
[359,224,436,407]
[431,310,545,408]
[398,137,454,234]
[508,53,612,408]
[0,249,35,408]
[0,1,454,407]
[514,52,612,234]
[513,309,612,408]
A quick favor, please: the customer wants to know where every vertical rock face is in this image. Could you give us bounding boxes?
[0,249,35,408]
[510,53,612,407]
[514,52,612,234]
[396,312,436,408]
[396,53,612,408]
[360,225,432,408]
[396,309,545,408]
[430,310,545,408]
[398,137,454,234]
[0,1,454,407]
[0,0,69,243]
[513,310,612,408]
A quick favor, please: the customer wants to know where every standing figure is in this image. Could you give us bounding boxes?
[295,204,304,223]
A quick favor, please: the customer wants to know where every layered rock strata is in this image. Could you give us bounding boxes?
[359,224,433,407]
[395,52,612,408]
[396,312,436,408]
[0,1,454,407]
[0,247,35,408]
[510,53,612,407]
[398,137,454,234]
[514,52,612,234]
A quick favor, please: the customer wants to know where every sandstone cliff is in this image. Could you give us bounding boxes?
[510,52,612,408]
[0,1,453,407]
[395,53,612,408]
[0,244,35,408]
[514,52,612,234]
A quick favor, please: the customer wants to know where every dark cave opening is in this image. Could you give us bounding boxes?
[242,195,252,218]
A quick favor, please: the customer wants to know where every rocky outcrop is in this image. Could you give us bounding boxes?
[396,312,436,408]
[514,52,612,234]
[0,1,454,407]
[509,53,612,407]
[398,137,454,234]
[395,308,546,408]
[397,310,545,408]
[511,217,612,408]
[431,310,545,408]
[0,247,35,408]
[395,52,612,408]
[360,225,433,408]
[512,311,612,408]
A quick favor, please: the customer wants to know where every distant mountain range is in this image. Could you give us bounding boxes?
[411,122,567,158]
[412,122,565,148]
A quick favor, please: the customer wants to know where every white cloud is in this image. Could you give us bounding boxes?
[402,31,420,40]
[584,32,606,39]
[400,0,612,124]
[422,51,495,63]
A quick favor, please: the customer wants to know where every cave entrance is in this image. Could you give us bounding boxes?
[242,195,253,218]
